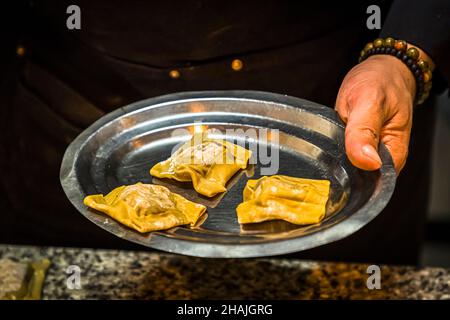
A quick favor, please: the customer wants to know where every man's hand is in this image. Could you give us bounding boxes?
[336,54,416,174]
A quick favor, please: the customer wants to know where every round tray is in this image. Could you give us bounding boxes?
[60,90,396,258]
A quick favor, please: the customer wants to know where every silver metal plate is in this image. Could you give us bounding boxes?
[60,91,396,258]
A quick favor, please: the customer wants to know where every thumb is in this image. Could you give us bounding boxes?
[343,99,384,171]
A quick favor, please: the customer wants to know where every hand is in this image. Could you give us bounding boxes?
[335,54,416,174]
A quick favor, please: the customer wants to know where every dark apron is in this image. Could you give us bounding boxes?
[0,0,435,265]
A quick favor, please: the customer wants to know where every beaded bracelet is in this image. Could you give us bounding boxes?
[359,38,433,105]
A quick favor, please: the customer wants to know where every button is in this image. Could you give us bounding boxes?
[16,46,26,57]
[169,70,180,79]
[231,59,243,71]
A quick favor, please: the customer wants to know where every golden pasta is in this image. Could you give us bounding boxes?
[84,183,206,233]
[236,175,330,225]
[150,133,252,197]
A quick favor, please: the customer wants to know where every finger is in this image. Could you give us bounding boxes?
[381,127,411,175]
[344,98,384,171]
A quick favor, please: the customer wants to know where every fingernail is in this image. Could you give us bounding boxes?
[362,145,382,166]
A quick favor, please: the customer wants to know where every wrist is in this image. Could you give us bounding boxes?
[359,38,433,105]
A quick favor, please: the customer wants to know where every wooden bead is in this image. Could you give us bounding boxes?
[406,47,420,60]
[417,82,424,91]
[394,40,407,51]
[417,60,429,72]
[384,37,395,47]
[423,70,432,83]
[364,43,374,52]
[373,38,384,48]
[417,73,424,82]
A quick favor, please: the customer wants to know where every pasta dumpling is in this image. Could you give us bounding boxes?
[150,133,252,197]
[84,183,206,232]
[236,175,330,225]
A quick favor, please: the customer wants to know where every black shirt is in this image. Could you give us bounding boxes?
[0,0,449,264]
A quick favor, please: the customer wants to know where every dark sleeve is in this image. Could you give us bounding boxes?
[380,0,450,91]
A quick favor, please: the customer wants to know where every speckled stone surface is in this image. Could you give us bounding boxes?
[1,245,449,300]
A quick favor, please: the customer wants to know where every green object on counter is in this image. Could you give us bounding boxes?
[0,258,51,300]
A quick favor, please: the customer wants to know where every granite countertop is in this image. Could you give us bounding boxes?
[1,245,449,300]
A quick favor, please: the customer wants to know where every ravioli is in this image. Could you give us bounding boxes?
[236,175,330,225]
[83,183,206,233]
[150,133,252,197]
